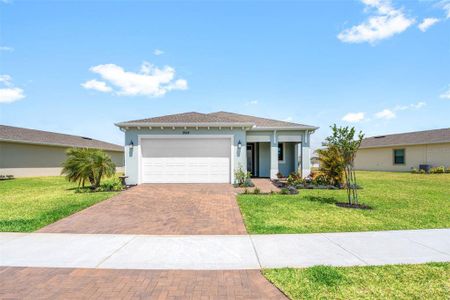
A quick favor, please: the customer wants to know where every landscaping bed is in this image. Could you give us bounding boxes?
[264,263,450,300]
[0,176,119,232]
[238,171,450,234]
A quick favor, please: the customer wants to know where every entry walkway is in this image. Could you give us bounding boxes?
[1,229,449,270]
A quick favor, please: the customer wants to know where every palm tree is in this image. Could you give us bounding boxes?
[316,145,345,186]
[61,148,116,188]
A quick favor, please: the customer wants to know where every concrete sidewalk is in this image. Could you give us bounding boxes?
[1,229,449,270]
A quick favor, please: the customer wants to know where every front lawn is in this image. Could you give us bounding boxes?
[264,263,450,300]
[238,171,450,233]
[0,177,118,232]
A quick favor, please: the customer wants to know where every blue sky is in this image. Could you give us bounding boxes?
[1,0,449,148]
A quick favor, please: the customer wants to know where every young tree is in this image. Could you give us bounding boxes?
[324,125,364,205]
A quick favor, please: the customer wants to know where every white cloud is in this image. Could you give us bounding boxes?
[0,46,14,52]
[0,74,24,103]
[153,49,164,56]
[342,112,365,123]
[284,117,293,122]
[440,86,450,99]
[410,101,426,109]
[0,74,12,86]
[375,108,396,119]
[82,61,188,97]
[337,0,415,44]
[245,100,258,106]
[394,101,426,111]
[418,18,439,32]
[0,87,25,103]
[374,101,426,119]
[438,0,450,18]
[81,79,112,92]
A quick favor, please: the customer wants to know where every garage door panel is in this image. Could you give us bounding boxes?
[141,138,230,158]
[140,138,231,183]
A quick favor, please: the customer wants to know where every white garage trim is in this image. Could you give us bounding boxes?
[137,135,234,184]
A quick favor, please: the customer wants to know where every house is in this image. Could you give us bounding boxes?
[116,112,318,184]
[354,128,450,172]
[0,125,124,177]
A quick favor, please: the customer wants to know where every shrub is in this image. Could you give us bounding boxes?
[280,188,289,195]
[430,166,445,174]
[276,172,284,179]
[311,174,330,186]
[411,168,419,174]
[98,177,124,191]
[253,187,261,194]
[316,145,345,186]
[234,165,252,187]
[446,167,450,174]
[287,172,302,186]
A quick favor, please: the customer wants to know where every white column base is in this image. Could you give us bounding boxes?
[302,168,311,178]
[270,169,278,180]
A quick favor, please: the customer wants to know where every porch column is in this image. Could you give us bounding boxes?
[270,131,279,179]
[294,143,300,174]
[301,131,311,178]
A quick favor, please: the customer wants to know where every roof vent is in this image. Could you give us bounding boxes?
[374,136,386,139]
[81,137,93,140]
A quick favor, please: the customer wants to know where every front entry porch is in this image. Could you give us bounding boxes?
[245,130,311,180]
[246,141,308,179]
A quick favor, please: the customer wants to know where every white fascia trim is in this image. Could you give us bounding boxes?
[249,126,319,131]
[137,134,235,184]
[115,122,254,128]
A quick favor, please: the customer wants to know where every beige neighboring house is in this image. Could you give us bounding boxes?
[355,128,450,172]
[0,125,124,177]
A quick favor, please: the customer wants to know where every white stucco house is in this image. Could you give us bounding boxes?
[115,112,318,184]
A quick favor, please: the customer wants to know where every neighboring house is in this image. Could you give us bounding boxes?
[355,128,450,172]
[0,125,124,177]
[116,111,318,184]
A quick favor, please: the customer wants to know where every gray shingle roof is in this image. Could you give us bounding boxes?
[0,125,123,152]
[208,111,317,129]
[360,128,450,149]
[117,111,318,130]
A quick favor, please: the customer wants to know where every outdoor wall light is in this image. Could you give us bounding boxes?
[129,140,134,147]
[237,140,242,149]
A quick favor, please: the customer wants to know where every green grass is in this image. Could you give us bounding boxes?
[238,171,450,234]
[0,177,118,232]
[264,263,450,300]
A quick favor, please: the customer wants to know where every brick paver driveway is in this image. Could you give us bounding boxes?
[40,184,247,235]
[9,184,287,299]
[0,267,286,299]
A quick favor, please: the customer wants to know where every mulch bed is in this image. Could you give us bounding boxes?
[336,202,373,210]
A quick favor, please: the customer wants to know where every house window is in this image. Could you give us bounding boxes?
[393,149,405,164]
[278,143,284,161]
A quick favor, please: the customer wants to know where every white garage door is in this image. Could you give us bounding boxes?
[140,137,231,183]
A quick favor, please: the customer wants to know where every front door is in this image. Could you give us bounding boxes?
[246,143,254,176]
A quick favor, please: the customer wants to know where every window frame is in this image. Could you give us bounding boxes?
[393,148,405,165]
[278,142,285,163]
